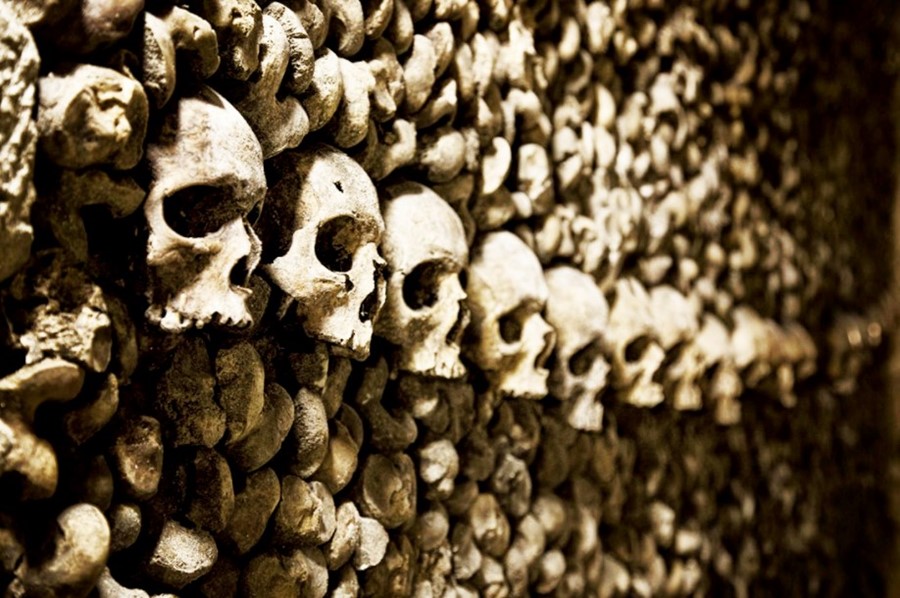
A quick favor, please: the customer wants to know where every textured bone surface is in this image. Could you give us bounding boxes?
[465,231,555,399]
[260,142,385,360]
[143,85,265,332]
[377,181,469,379]
[0,0,893,597]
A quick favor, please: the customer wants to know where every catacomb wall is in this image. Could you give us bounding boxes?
[0,0,895,596]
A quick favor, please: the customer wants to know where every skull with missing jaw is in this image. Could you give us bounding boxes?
[465,231,555,400]
[258,143,386,360]
[376,182,469,379]
[143,85,265,332]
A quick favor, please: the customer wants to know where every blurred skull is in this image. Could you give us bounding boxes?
[376,182,469,378]
[606,277,665,407]
[465,232,555,399]
[544,266,610,431]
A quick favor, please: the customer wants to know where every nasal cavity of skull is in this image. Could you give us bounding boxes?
[230,254,253,288]
[402,261,443,310]
[359,266,381,322]
[316,216,358,272]
[624,335,652,362]
[569,341,603,376]
[164,186,237,237]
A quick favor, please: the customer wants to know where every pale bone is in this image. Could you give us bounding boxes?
[265,2,315,94]
[376,182,469,378]
[0,3,38,283]
[325,502,361,569]
[260,143,385,360]
[195,0,262,80]
[0,359,84,500]
[302,49,344,131]
[503,89,552,146]
[147,520,218,589]
[43,169,144,263]
[329,58,373,148]
[273,476,336,547]
[37,64,148,170]
[606,277,666,407]
[648,286,703,410]
[311,419,359,493]
[354,118,417,181]
[8,252,112,372]
[468,493,510,558]
[353,517,390,570]
[10,503,109,596]
[367,38,405,122]
[545,266,610,432]
[358,452,417,528]
[451,523,483,580]
[465,231,555,399]
[286,387,329,477]
[319,0,365,56]
[490,451,532,517]
[224,11,309,159]
[413,78,458,129]
[402,34,437,113]
[159,5,221,78]
[385,0,413,54]
[364,0,394,39]
[418,125,467,183]
[418,438,459,500]
[143,86,265,332]
[516,143,554,214]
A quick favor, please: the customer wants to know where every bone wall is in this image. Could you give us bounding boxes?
[0,0,894,596]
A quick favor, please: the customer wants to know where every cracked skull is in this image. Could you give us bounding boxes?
[465,231,555,399]
[143,85,265,332]
[544,266,610,432]
[376,182,469,379]
[260,143,385,359]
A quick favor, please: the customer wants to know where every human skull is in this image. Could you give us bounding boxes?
[544,266,610,432]
[465,231,555,400]
[259,143,385,360]
[143,85,265,332]
[695,314,743,424]
[606,277,665,407]
[376,182,469,379]
[649,285,701,410]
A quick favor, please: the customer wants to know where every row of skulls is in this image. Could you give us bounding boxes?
[147,85,813,433]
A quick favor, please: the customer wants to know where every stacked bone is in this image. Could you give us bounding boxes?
[0,0,892,596]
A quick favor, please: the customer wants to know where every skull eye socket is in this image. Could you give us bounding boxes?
[164,186,239,237]
[498,310,523,344]
[316,216,360,272]
[402,261,443,310]
[624,335,652,362]
[568,341,603,376]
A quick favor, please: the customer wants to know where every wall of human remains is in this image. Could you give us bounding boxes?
[0,0,895,596]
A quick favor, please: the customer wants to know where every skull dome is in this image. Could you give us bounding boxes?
[465,231,555,400]
[376,182,469,379]
[258,143,386,360]
[143,85,266,332]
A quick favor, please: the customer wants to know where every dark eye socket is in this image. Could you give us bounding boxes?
[316,216,359,272]
[403,261,443,310]
[624,335,652,362]
[568,341,603,376]
[164,186,238,237]
[499,310,523,343]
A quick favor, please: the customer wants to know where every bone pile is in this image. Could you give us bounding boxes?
[0,0,892,596]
